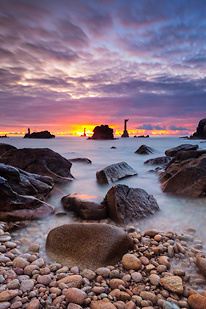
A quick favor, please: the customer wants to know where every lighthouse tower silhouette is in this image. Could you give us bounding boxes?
[121,119,129,137]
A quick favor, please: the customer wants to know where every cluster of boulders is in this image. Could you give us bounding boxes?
[0,222,206,309]
[62,184,160,223]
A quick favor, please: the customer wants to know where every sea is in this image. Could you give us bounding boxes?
[1,136,206,248]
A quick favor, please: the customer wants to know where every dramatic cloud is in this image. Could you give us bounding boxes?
[169,126,189,131]
[0,0,205,135]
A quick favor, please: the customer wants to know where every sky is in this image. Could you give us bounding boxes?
[0,0,206,137]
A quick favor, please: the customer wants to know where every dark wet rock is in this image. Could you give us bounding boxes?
[0,143,17,157]
[96,162,137,184]
[135,145,157,154]
[160,153,206,197]
[190,118,206,139]
[24,130,55,138]
[144,156,171,166]
[68,158,92,164]
[0,148,74,183]
[0,177,54,221]
[61,193,107,220]
[103,184,160,224]
[165,144,198,157]
[46,223,134,270]
[87,124,114,140]
[0,163,53,199]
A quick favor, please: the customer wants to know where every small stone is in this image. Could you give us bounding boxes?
[0,275,5,284]
[67,304,83,309]
[10,301,22,309]
[163,301,180,309]
[57,275,83,288]
[82,269,96,281]
[4,242,17,249]
[195,255,206,277]
[20,279,34,293]
[157,265,167,273]
[0,290,18,302]
[37,275,52,285]
[122,254,142,270]
[7,279,20,289]
[159,256,170,268]
[125,300,136,309]
[131,272,143,283]
[24,265,40,277]
[96,267,110,278]
[26,299,40,309]
[13,257,29,269]
[90,300,116,309]
[149,274,160,286]
[188,294,206,309]
[140,291,157,303]
[160,276,183,294]
[0,302,11,309]
[28,243,40,252]
[173,269,185,276]
[109,279,126,289]
[0,235,11,242]
[65,288,87,305]
[0,256,10,263]
[116,291,131,301]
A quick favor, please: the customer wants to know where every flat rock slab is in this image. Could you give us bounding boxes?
[135,145,157,154]
[61,193,107,220]
[96,162,137,184]
[103,184,160,224]
[165,144,198,157]
[0,148,74,183]
[46,223,134,270]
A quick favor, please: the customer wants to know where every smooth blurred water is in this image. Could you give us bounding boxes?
[2,136,206,242]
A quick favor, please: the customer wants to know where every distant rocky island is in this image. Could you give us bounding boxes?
[24,128,55,139]
[87,124,114,140]
[190,118,206,139]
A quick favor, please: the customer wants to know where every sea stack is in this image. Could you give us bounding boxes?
[121,119,129,137]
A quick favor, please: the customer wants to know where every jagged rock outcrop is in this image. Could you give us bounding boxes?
[61,193,107,220]
[103,184,160,224]
[190,118,206,139]
[24,130,55,138]
[0,143,17,157]
[46,223,134,270]
[165,144,198,157]
[87,125,114,140]
[0,163,53,199]
[0,148,74,183]
[0,175,54,221]
[160,152,206,197]
[135,145,157,154]
[96,162,137,184]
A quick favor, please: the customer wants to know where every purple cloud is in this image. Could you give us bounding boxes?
[136,124,153,130]
[169,126,189,131]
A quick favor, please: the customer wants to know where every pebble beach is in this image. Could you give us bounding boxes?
[0,218,206,309]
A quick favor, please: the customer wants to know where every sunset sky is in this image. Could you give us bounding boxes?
[0,0,206,137]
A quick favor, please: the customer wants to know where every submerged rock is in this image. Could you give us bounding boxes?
[0,148,74,183]
[68,158,92,164]
[61,193,107,220]
[165,144,198,157]
[144,156,171,166]
[46,223,134,270]
[96,162,137,184]
[195,255,206,277]
[135,145,157,154]
[103,184,160,224]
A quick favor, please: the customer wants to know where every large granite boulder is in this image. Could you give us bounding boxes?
[103,184,160,224]
[160,153,206,197]
[0,177,54,221]
[46,223,134,270]
[165,144,198,157]
[0,148,74,183]
[0,163,53,199]
[190,118,206,139]
[0,143,17,157]
[24,130,55,138]
[87,125,114,140]
[144,156,171,166]
[61,193,107,220]
[135,145,157,154]
[96,162,137,184]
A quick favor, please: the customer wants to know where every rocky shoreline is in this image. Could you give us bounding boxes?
[0,220,206,309]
